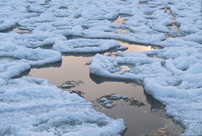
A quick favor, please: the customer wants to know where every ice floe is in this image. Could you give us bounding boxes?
[0,61,30,79]
[1,0,202,135]
[90,46,202,135]
[91,51,202,134]
[0,77,126,136]
[53,39,126,53]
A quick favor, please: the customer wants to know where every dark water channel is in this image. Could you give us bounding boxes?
[28,43,183,135]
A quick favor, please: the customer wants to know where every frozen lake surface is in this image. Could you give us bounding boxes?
[0,0,201,135]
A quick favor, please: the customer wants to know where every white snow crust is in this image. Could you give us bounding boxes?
[0,0,201,135]
[0,77,125,136]
[53,39,126,53]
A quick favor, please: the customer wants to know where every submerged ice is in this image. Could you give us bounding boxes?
[0,0,201,135]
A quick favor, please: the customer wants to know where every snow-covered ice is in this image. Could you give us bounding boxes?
[53,39,126,53]
[0,77,125,136]
[0,0,201,135]
[90,48,202,135]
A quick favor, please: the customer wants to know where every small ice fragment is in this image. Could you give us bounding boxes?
[121,96,128,99]
[100,97,108,102]
[104,104,113,108]
[61,84,70,88]
[130,98,145,107]
[103,100,111,105]
[110,95,121,100]
[69,90,84,97]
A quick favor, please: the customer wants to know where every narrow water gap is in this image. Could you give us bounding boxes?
[14,27,32,34]
[0,22,33,34]
[118,41,153,52]
[112,16,128,25]
[165,8,180,30]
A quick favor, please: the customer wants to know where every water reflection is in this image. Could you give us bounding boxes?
[28,55,183,136]
[165,8,180,30]
[118,41,153,52]
[112,16,128,25]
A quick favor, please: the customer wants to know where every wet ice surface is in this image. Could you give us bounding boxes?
[0,0,202,135]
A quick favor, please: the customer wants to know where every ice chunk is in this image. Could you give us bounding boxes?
[0,42,61,66]
[0,61,30,79]
[0,77,126,135]
[1,0,202,135]
[101,97,109,102]
[90,46,202,135]
[53,39,124,53]
[105,103,114,108]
